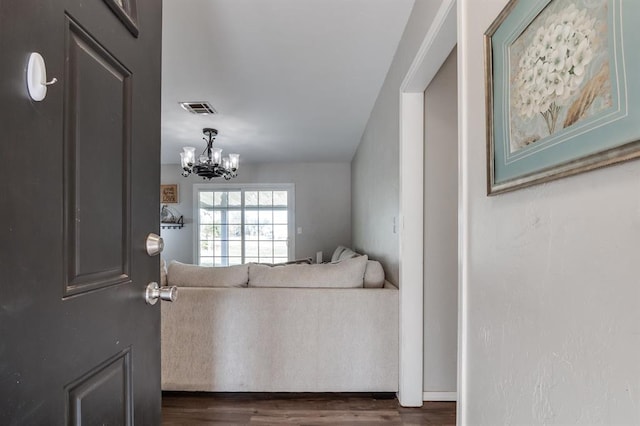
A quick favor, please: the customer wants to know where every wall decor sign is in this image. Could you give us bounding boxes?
[161,184,179,204]
[485,0,640,195]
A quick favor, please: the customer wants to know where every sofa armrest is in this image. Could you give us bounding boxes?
[383,280,398,290]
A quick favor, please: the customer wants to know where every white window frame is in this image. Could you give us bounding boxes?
[192,183,295,265]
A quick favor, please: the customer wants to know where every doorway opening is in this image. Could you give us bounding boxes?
[423,46,458,402]
[397,0,458,408]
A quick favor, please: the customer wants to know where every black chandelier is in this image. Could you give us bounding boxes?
[180,128,239,180]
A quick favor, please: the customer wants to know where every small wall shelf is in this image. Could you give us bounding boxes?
[161,215,184,229]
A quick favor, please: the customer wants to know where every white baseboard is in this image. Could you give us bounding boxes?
[423,391,457,401]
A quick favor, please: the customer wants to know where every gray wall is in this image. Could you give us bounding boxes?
[351,0,444,286]
[459,0,640,423]
[423,47,457,394]
[160,162,351,265]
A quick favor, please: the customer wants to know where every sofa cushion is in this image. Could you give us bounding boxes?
[338,247,360,261]
[364,260,385,288]
[330,246,348,262]
[167,261,249,288]
[249,255,368,288]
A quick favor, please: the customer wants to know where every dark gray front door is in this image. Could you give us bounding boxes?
[0,0,162,424]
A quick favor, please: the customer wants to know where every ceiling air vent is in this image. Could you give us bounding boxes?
[179,101,217,115]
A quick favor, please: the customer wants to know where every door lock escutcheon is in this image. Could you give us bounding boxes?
[146,233,164,256]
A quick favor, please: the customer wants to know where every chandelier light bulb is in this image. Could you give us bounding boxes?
[212,148,222,166]
[182,147,196,166]
[229,153,240,171]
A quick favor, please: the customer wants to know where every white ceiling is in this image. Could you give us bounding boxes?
[161,0,415,164]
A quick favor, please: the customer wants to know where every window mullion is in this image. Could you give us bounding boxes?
[241,188,246,264]
[221,207,228,266]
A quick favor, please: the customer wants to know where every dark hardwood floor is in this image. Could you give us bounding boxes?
[162,392,456,425]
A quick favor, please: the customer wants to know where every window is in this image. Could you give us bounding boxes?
[194,184,294,266]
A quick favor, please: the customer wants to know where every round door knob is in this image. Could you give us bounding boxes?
[145,282,178,305]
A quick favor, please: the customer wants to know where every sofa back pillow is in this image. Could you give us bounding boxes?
[167,261,249,288]
[363,260,385,288]
[249,255,368,288]
[330,245,348,262]
[337,247,360,261]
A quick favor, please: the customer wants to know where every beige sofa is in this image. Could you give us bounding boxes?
[161,249,399,392]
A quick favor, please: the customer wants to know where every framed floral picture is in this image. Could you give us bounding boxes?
[485,0,640,194]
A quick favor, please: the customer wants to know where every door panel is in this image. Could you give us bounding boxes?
[103,0,140,37]
[65,349,132,425]
[0,0,162,424]
[64,16,132,296]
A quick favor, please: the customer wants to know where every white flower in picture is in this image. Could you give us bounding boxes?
[508,0,611,152]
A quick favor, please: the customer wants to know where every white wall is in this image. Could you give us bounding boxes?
[352,0,445,286]
[459,0,640,424]
[424,46,457,395]
[160,162,351,265]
